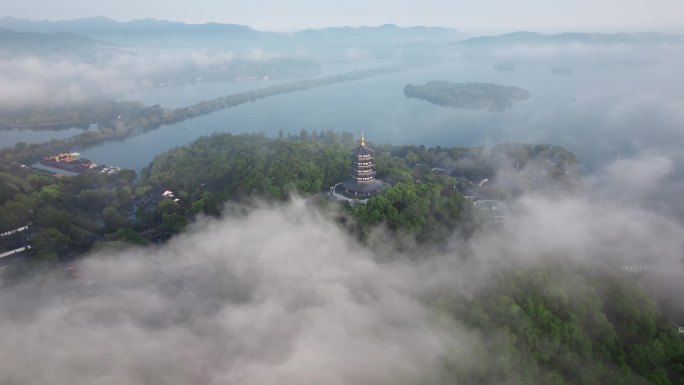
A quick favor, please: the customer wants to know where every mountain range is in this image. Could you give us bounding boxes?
[456,30,684,47]
[0,17,459,45]
[0,27,116,54]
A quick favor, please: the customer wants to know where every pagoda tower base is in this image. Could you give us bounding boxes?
[338,179,387,199]
[329,130,389,203]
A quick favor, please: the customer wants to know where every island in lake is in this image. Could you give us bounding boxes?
[404,81,530,111]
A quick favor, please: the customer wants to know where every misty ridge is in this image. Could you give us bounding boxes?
[0,17,455,109]
[0,38,318,109]
[1,14,684,385]
[1,17,683,109]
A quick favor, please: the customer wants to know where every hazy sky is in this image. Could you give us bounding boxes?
[1,0,683,33]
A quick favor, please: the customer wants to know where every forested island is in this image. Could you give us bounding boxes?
[1,132,682,384]
[404,81,530,111]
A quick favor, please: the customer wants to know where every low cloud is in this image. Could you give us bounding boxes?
[492,42,634,59]
[588,154,673,204]
[2,155,684,383]
[489,42,684,61]
[343,47,371,61]
[0,48,287,109]
[0,200,461,385]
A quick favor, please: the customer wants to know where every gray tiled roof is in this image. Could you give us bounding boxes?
[352,145,374,156]
[341,178,386,193]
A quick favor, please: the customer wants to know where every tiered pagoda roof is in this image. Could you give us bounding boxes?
[338,130,387,198]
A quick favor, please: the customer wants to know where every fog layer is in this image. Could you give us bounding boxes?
[2,152,684,383]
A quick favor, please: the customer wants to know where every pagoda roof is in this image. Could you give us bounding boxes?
[352,144,374,156]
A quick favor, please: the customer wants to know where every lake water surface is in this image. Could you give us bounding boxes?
[4,57,683,173]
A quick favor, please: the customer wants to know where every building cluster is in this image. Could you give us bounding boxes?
[0,225,31,263]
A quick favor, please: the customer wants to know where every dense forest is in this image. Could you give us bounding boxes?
[1,131,682,384]
[1,131,578,264]
[437,263,684,385]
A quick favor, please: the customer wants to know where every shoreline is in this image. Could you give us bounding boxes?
[0,63,423,167]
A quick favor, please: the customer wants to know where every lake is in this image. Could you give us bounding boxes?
[4,56,683,174]
[0,62,389,148]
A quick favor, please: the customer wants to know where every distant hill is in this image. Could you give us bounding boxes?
[0,17,459,46]
[294,23,459,43]
[455,31,684,47]
[0,16,256,36]
[3,18,679,48]
[0,28,115,54]
[0,16,263,45]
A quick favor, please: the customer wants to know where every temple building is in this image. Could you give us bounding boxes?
[331,130,388,201]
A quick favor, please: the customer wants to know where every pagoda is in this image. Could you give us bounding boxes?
[336,130,387,199]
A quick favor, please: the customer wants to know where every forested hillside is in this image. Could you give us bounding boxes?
[438,264,684,385]
[1,132,682,384]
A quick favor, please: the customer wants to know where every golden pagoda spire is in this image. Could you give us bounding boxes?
[360,128,365,146]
